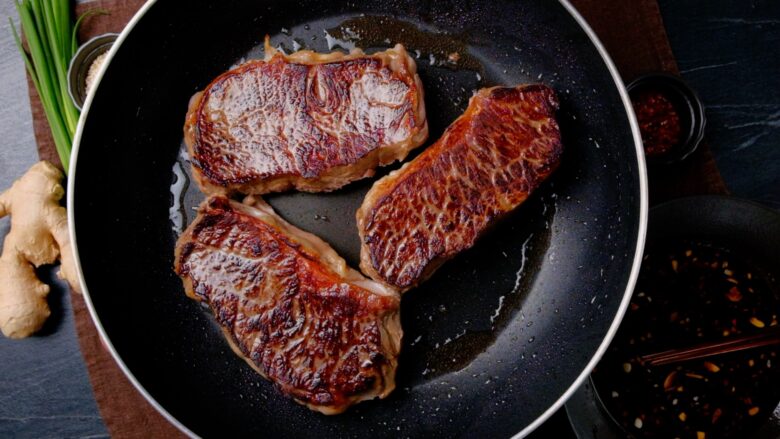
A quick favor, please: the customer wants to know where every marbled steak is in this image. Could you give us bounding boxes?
[357,85,562,291]
[184,40,428,196]
[175,196,401,414]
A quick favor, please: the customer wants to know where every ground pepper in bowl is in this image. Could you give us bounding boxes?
[593,240,780,439]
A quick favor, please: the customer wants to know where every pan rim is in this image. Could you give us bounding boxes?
[512,2,648,437]
[66,1,649,438]
[65,1,198,437]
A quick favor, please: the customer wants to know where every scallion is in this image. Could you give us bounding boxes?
[11,0,102,174]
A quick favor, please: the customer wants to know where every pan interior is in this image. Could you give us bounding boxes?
[73,0,642,437]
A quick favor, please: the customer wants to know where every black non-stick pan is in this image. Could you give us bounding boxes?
[68,0,647,437]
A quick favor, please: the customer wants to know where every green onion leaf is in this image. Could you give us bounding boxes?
[11,0,97,174]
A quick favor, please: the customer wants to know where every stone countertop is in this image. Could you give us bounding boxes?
[661,0,780,208]
[0,1,107,437]
[0,1,777,437]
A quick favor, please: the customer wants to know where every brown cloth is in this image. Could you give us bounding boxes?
[25,0,727,437]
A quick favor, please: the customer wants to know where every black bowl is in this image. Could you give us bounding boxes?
[627,73,706,165]
[566,195,780,439]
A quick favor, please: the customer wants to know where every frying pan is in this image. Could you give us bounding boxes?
[68,0,648,437]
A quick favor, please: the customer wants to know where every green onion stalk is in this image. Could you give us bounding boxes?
[11,0,102,174]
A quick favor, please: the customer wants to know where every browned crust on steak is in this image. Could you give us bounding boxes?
[184,40,428,196]
[174,196,401,414]
[357,85,562,291]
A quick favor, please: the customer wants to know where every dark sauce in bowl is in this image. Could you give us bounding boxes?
[593,240,780,439]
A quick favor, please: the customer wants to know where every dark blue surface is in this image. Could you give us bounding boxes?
[0,1,777,438]
[660,0,780,208]
[0,1,108,438]
[0,269,107,439]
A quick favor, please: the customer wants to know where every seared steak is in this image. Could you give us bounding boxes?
[357,85,562,291]
[184,40,428,195]
[175,196,402,414]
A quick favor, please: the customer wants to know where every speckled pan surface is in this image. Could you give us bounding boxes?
[69,0,646,437]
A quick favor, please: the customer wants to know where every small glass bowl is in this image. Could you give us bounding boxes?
[67,33,119,111]
[627,73,706,165]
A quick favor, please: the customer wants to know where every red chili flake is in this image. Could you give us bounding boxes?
[631,89,683,157]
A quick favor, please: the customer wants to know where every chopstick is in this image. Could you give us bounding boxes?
[639,325,780,366]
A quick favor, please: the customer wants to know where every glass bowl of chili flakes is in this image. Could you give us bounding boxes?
[627,73,706,165]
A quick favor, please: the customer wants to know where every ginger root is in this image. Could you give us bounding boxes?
[0,161,80,339]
